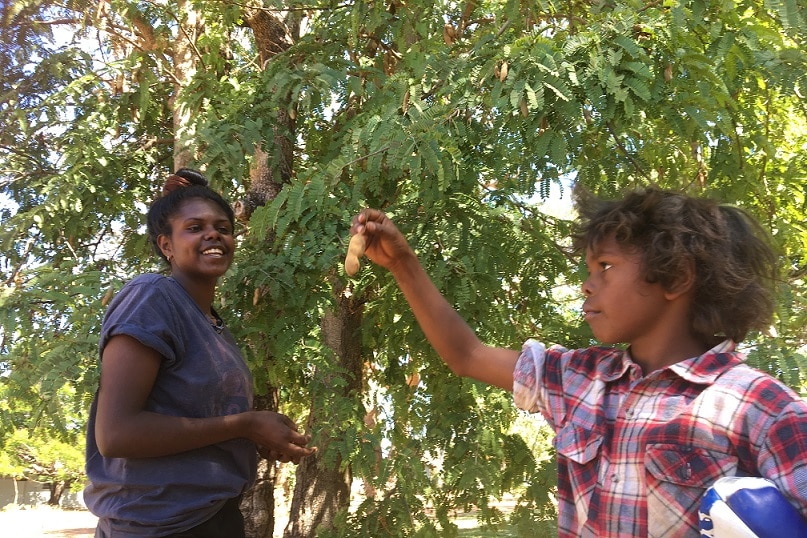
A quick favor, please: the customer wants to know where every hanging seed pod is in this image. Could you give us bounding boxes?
[344,234,367,276]
[499,61,509,82]
[664,63,673,82]
[520,98,529,117]
[443,24,456,45]
[101,287,114,307]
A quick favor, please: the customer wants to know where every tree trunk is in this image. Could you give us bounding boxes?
[242,387,280,537]
[171,0,202,170]
[236,9,303,535]
[234,6,299,222]
[284,285,363,537]
[48,479,69,506]
[237,6,363,536]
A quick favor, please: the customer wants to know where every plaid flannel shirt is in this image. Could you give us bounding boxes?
[513,339,807,537]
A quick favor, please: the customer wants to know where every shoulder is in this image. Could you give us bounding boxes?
[718,363,803,400]
[711,362,807,422]
[104,274,184,322]
[527,340,622,364]
[520,340,626,382]
[125,273,173,292]
[556,345,626,378]
[112,274,177,303]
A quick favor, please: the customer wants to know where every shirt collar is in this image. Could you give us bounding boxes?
[594,340,743,383]
[666,339,743,384]
[597,346,636,382]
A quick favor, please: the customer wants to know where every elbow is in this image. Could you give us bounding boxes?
[95,424,134,458]
[95,433,124,458]
[448,361,469,379]
[444,342,485,379]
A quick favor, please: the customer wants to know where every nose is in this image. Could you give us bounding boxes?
[581,276,592,296]
[203,224,221,240]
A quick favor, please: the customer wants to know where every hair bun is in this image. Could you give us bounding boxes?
[162,168,208,195]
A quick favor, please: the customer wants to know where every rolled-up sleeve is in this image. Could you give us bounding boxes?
[513,339,549,414]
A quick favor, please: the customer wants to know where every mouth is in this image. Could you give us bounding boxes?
[202,247,226,258]
[582,306,600,321]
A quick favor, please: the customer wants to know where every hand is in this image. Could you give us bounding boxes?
[248,411,316,464]
[350,209,416,273]
[257,445,313,464]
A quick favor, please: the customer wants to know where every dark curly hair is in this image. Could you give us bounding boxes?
[572,187,778,343]
[146,168,235,264]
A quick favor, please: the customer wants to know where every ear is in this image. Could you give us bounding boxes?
[157,234,173,261]
[665,257,696,301]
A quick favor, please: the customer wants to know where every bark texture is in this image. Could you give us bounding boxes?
[284,285,364,537]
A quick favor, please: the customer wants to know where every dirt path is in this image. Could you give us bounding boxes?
[0,506,97,537]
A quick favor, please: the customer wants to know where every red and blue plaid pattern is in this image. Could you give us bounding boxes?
[514,340,807,537]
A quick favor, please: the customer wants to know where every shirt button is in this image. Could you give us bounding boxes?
[612,474,620,483]
[626,409,634,418]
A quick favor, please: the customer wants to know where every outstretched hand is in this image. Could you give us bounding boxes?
[349,209,416,273]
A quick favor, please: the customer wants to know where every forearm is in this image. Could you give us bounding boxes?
[97,410,252,459]
[390,254,478,371]
[390,253,518,390]
[353,208,519,389]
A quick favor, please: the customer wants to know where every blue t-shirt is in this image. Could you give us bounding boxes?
[84,274,258,537]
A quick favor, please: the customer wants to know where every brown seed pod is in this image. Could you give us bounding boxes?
[519,98,529,117]
[499,61,509,82]
[344,233,367,276]
[443,24,455,45]
[101,287,114,307]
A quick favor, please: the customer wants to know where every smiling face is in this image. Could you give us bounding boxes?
[581,234,671,347]
[157,197,235,283]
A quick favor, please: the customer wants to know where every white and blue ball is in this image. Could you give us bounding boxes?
[699,477,807,538]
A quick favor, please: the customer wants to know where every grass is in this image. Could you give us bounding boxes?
[457,524,519,537]
[449,510,556,538]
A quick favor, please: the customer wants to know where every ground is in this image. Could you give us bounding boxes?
[0,505,97,537]
[0,500,520,537]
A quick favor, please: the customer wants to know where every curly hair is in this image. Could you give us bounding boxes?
[146,168,235,264]
[572,187,778,343]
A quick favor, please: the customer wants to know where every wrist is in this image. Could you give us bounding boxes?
[389,249,421,280]
[230,411,254,442]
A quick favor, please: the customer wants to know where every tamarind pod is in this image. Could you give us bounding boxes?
[499,61,508,82]
[344,233,367,276]
[101,287,114,307]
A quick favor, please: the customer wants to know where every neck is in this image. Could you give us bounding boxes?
[171,273,218,315]
[629,334,721,374]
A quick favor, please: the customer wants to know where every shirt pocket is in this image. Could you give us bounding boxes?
[554,422,603,525]
[554,422,603,465]
[645,444,739,537]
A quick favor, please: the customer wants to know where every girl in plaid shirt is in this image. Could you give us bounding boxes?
[349,188,807,537]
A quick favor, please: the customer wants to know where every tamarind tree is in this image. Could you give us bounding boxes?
[1,0,805,536]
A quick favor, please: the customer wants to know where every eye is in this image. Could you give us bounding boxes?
[600,262,613,272]
[218,226,232,234]
[187,224,201,232]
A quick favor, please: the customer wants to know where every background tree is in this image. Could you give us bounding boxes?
[1,0,805,536]
[0,381,85,506]
[5,428,86,506]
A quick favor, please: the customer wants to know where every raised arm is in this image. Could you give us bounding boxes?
[95,334,315,461]
[351,209,519,391]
